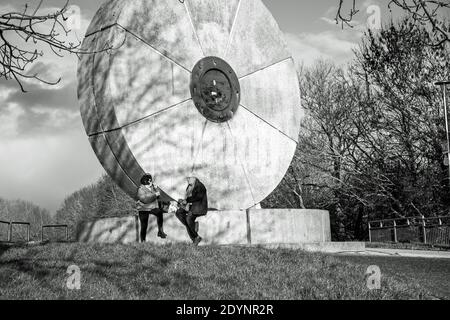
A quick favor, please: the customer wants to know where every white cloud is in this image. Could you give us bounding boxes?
[321,0,384,34]
[0,103,24,137]
[285,31,360,69]
[324,5,338,18]
[0,3,99,214]
[30,7,92,86]
[320,16,338,26]
[321,16,365,29]
[284,3,371,70]
[0,129,104,213]
[0,3,92,88]
[0,3,16,13]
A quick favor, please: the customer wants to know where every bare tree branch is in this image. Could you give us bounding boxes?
[336,0,450,46]
[0,1,112,92]
[335,0,359,28]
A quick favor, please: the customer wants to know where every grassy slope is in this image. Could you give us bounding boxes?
[0,243,433,300]
[333,255,450,299]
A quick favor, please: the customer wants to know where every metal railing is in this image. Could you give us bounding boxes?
[368,215,450,245]
[1,222,70,243]
[0,220,11,242]
[41,224,69,242]
[0,221,31,242]
[12,222,31,242]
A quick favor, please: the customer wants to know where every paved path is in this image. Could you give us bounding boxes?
[333,254,450,299]
[336,248,450,259]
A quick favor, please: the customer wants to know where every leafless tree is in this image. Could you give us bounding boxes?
[336,0,450,46]
[0,0,105,92]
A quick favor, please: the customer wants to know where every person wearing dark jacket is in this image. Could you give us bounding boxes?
[175,176,208,246]
[136,173,167,242]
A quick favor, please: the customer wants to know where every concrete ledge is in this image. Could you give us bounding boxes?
[361,248,450,259]
[77,209,332,246]
[199,210,248,245]
[77,216,139,244]
[248,209,331,244]
[141,210,248,245]
[252,242,366,253]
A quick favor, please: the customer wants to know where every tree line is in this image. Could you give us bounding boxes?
[263,17,450,240]
[54,174,136,240]
[0,198,54,241]
[0,175,135,242]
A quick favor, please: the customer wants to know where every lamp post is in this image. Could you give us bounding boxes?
[434,80,450,183]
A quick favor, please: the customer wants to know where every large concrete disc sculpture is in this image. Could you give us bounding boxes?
[78,0,303,210]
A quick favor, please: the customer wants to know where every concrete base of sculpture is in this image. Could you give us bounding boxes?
[252,242,366,253]
[77,209,333,246]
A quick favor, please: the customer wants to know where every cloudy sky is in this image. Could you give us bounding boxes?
[0,0,399,214]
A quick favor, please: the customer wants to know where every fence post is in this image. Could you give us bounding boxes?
[8,222,12,242]
[27,224,30,243]
[393,220,398,243]
[7,222,11,242]
[41,226,44,242]
[65,226,69,242]
[246,209,252,245]
[368,222,372,242]
[422,215,427,244]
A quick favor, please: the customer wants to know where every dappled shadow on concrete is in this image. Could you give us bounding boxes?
[76,215,139,244]
[75,209,251,246]
[80,21,202,203]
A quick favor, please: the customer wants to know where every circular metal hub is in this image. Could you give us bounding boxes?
[190,56,240,123]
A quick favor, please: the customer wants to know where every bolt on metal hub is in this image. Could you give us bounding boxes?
[190,56,240,123]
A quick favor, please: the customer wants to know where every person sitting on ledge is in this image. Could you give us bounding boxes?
[175,176,208,246]
[136,173,167,242]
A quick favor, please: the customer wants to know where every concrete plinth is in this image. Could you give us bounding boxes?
[256,242,366,253]
[77,209,332,247]
[249,209,331,244]
[77,216,139,244]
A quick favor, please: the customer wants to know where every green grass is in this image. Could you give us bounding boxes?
[333,255,450,300]
[0,242,434,300]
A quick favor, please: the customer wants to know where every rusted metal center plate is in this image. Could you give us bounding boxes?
[190,56,240,123]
